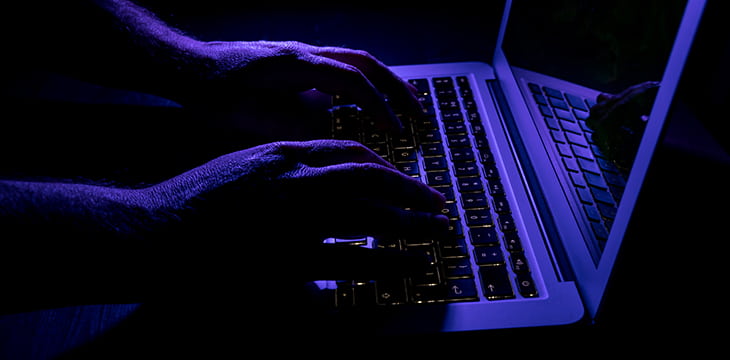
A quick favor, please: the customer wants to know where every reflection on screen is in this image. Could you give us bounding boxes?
[502,0,687,258]
[504,0,686,93]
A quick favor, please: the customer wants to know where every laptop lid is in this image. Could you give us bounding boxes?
[492,0,705,319]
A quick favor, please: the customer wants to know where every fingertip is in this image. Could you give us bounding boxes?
[429,187,447,209]
[433,213,450,228]
[375,106,404,133]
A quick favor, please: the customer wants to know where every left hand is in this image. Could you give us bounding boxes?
[172,40,423,132]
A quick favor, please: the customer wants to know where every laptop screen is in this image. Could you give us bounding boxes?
[502,0,687,94]
[494,0,706,317]
[500,0,688,260]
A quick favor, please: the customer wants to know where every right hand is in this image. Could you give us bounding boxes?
[146,139,447,280]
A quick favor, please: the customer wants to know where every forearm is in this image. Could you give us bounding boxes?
[6,0,210,97]
[0,180,169,313]
[0,179,163,238]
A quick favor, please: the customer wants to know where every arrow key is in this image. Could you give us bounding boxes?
[479,265,515,300]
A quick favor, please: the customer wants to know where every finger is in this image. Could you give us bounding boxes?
[296,55,403,131]
[296,139,395,169]
[315,47,424,116]
[325,201,450,240]
[308,162,446,212]
[296,245,432,280]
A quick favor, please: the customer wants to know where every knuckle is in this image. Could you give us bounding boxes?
[265,141,300,155]
[338,139,368,150]
[351,49,375,60]
[350,161,386,174]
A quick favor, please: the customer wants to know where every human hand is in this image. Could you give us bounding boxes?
[587,81,660,174]
[148,139,447,280]
[173,40,422,132]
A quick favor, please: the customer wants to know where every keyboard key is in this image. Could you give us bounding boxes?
[411,285,443,303]
[566,132,588,147]
[516,273,539,297]
[571,144,594,160]
[438,99,460,110]
[439,236,468,258]
[446,279,478,300]
[470,121,486,135]
[466,110,480,123]
[584,204,602,222]
[483,163,500,179]
[527,82,541,94]
[455,76,470,89]
[394,148,417,162]
[478,148,495,164]
[421,143,445,157]
[461,192,489,209]
[533,93,548,106]
[447,218,463,238]
[436,87,457,99]
[479,266,514,300]
[474,246,505,265]
[487,180,505,196]
[443,257,474,278]
[565,92,588,111]
[440,201,460,220]
[447,134,471,148]
[553,107,574,121]
[578,158,601,174]
[542,86,563,99]
[441,110,463,122]
[444,122,468,134]
[584,172,608,189]
[465,209,493,227]
[408,78,430,94]
[603,171,626,187]
[570,172,588,188]
[591,187,615,205]
[336,281,355,308]
[450,148,476,162]
[396,161,419,177]
[591,222,609,240]
[423,156,447,171]
[469,226,500,246]
[561,119,581,133]
[510,252,530,273]
[457,176,483,193]
[454,161,479,177]
[375,278,408,305]
[544,116,560,130]
[432,77,453,88]
[549,97,570,111]
[503,232,523,252]
[576,186,593,204]
[426,171,451,186]
[492,195,511,214]
[498,213,517,232]
[597,202,617,220]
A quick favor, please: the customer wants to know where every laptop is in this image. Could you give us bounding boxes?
[317,0,708,334]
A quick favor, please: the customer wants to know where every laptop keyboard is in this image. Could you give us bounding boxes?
[327,76,538,307]
[526,82,626,251]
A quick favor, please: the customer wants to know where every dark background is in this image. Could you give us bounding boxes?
[1,1,728,358]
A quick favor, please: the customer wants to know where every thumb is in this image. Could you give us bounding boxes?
[295,244,431,281]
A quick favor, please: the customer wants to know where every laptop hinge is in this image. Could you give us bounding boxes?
[486,79,576,282]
